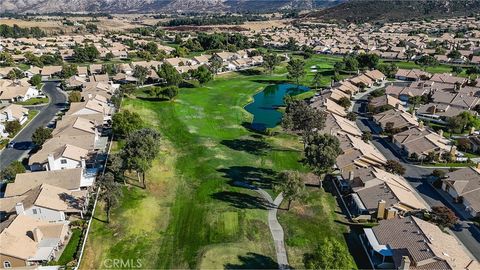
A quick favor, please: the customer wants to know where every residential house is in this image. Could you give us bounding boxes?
[395,68,431,81]
[0,214,70,267]
[364,69,386,83]
[346,167,428,219]
[0,79,40,103]
[373,108,419,133]
[442,165,480,217]
[4,167,93,197]
[29,144,90,171]
[0,183,87,222]
[0,104,28,137]
[362,216,479,270]
[392,125,451,159]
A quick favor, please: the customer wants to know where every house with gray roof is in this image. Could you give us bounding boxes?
[442,165,480,217]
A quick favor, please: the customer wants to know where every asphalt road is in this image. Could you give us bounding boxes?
[0,81,66,170]
[353,92,480,260]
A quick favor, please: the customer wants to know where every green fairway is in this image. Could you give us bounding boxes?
[81,57,355,269]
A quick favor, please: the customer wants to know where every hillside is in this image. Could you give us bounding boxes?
[307,0,480,23]
[0,0,343,14]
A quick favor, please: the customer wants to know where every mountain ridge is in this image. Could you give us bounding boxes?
[0,0,343,14]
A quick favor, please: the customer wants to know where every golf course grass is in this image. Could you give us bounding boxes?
[80,55,356,269]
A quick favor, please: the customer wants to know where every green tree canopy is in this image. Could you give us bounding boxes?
[304,133,342,173]
[286,58,306,85]
[32,127,52,147]
[282,97,326,133]
[0,161,25,182]
[274,170,306,210]
[303,238,354,269]
[68,91,82,103]
[112,110,144,138]
[157,62,182,86]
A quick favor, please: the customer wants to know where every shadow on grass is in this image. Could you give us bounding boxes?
[220,138,271,155]
[224,252,279,269]
[217,166,277,190]
[237,69,263,76]
[210,191,273,209]
[136,96,170,102]
[240,122,268,135]
[251,79,290,84]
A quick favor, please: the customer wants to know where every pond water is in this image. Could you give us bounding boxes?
[244,83,310,131]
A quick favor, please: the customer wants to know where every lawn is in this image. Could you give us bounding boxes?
[81,58,355,269]
[16,97,49,105]
[56,228,83,266]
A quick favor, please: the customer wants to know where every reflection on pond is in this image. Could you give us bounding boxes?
[244,84,309,131]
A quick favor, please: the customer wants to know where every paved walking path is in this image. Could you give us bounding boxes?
[234,181,289,269]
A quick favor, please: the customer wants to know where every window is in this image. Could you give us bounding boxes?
[4,261,11,268]
[61,159,67,164]
[32,209,37,214]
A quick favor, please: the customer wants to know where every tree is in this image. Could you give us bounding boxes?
[68,91,82,103]
[0,51,14,66]
[102,63,118,76]
[362,131,372,142]
[343,55,359,71]
[312,72,322,91]
[337,97,351,108]
[162,86,179,100]
[304,133,342,173]
[263,53,279,74]
[121,128,161,188]
[29,74,42,87]
[32,127,52,147]
[98,172,123,223]
[346,112,357,121]
[430,206,458,228]
[384,160,406,175]
[416,55,438,67]
[157,62,182,86]
[6,68,24,80]
[286,58,306,86]
[112,110,144,138]
[61,63,78,78]
[120,83,136,96]
[377,63,398,78]
[452,66,463,74]
[5,120,21,136]
[0,161,25,182]
[209,55,223,75]
[104,52,114,61]
[108,153,125,184]
[133,65,149,86]
[286,37,298,51]
[282,98,326,133]
[304,238,354,269]
[356,53,379,69]
[447,50,462,60]
[190,65,213,84]
[274,171,305,210]
[431,169,446,179]
[409,95,423,111]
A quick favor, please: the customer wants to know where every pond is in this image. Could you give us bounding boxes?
[245,83,310,131]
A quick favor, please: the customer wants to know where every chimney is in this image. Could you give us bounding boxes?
[47,154,56,171]
[15,202,25,215]
[395,103,401,110]
[438,129,444,137]
[377,200,386,220]
[80,157,86,168]
[349,171,354,181]
[418,120,424,130]
[476,162,480,170]
[32,228,43,243]
[450,145,457,157]
[399,256,411,270]
[470,126,476,135]
[385,207,397,219]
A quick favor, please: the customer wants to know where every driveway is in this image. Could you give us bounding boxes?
[352,90,480,260]
[0,81,67,170]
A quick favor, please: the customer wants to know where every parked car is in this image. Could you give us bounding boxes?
[7,141,15,148]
